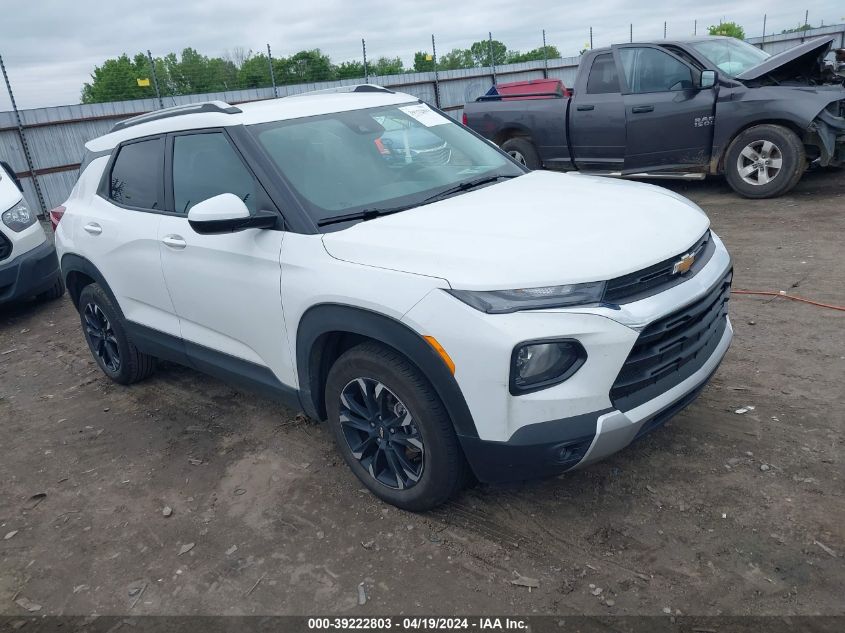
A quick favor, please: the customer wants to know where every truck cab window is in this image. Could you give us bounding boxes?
[586,54,621,94]
[620,47,694,93]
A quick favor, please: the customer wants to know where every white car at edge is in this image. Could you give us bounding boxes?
[0,161,63,305]
[54,86,732,510]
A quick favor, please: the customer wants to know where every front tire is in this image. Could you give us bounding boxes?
[724,124,805,199]
[501,137,541,170]
[325,342,466,511]
[78,283,156,385]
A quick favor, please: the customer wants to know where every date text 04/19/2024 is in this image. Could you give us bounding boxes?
[307,617,528,630]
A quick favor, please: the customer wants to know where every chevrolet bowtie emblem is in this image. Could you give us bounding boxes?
[672,253,696,275]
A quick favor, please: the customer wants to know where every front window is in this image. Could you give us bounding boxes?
[249,103,522,225]
[687,38,770,77]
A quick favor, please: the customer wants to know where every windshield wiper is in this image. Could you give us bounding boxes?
[317,204,418,227]
[316,175,518,228]
[419,174,518,205]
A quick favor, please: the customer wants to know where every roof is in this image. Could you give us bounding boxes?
[85,87,419,152]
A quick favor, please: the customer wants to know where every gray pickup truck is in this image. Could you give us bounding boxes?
[464,36,845,198]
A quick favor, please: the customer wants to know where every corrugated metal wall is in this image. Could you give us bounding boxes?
[2,23,842,212]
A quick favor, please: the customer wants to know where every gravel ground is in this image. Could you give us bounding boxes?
[1,171,843,616]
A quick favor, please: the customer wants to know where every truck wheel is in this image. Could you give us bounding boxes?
[501,138,541,170]
[325,341,467,511]
[78,283,156,385]
[724,125,805,199]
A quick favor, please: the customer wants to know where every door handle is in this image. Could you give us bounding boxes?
[631,105,654,113]
[162,235,187,249]
[83,222,102,235]
[576,104,595,111]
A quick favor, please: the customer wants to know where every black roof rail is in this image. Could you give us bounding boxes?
[109,101,242,133]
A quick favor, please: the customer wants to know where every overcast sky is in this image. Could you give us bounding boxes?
[1,0,842,110]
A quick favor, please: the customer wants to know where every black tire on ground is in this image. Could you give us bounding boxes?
[724,124,806,199]
[37,275,65,302]
[501,137,541,170]
[325,341,467,511]
[77,283,156,385]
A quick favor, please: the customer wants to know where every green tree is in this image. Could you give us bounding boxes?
[469,39,509,67]
[238,53,273,89]
[280,49,335,83]
[708,22,746,39]
[413,51,435,72]
[437,48,475,70]
[370,56,404,76]
[335,60,365,79]
[507,45,561,63]
[163,48,238,94]
[81,53,161,103]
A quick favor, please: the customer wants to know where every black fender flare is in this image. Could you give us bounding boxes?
[296,303,479,439]
[60,253,124,315]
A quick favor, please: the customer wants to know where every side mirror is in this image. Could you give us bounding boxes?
[187,194,277,234]
[699,70,717,89]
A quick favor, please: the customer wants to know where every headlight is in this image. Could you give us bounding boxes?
[510,339,586,394]
[447,281,605,314]
[2,201,37,232]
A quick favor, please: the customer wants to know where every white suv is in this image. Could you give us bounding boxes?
[0,161,63,305]
[55,87,733,510]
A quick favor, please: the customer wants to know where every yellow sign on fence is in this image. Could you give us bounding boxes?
[136,78,151,87]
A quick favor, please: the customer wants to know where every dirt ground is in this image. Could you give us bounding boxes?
[1,171,843,617]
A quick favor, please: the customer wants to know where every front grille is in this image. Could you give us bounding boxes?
[0,231,11,262]
[610,269,732,411]
[603,230,714,304]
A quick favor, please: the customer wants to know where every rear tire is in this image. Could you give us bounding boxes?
[325,341,467,511]
[37,276,65,302]
[78,283,156,385]
[724,124,805,199]
[501,137,541,170]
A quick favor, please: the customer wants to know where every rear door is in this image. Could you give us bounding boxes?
[78,136,180,337]
[157,129,291,384]
[568,52,626,171]
[615,45,716,173]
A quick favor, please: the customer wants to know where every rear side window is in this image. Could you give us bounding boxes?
[586,54,621,94]
[172,132,257,215]
[109,138,163,209]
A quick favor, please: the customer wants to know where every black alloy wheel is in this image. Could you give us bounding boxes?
[338,377,425,490]
[83,301,121,373]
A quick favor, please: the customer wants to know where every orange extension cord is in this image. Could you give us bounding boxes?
[731,289,845,312]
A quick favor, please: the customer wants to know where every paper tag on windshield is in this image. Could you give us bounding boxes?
[398,104,450,127]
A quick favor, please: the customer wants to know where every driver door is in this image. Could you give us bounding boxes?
[157,129,291,387]
[616,45,717,173]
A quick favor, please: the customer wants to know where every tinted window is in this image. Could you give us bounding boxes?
[586,54,620,94]
[619,48,694,93]
[172,132,257,215]
[109,139,163,209]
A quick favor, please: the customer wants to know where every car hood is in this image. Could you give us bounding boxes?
[321,171,711,290]
[736,36,835,82]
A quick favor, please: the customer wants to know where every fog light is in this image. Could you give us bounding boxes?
[510,339,586,395]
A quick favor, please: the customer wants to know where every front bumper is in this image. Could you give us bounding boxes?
[0,240,61,304]
[461,319,732,482]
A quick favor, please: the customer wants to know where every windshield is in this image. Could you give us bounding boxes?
[688,38,770,77]
[249,102,522,225]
